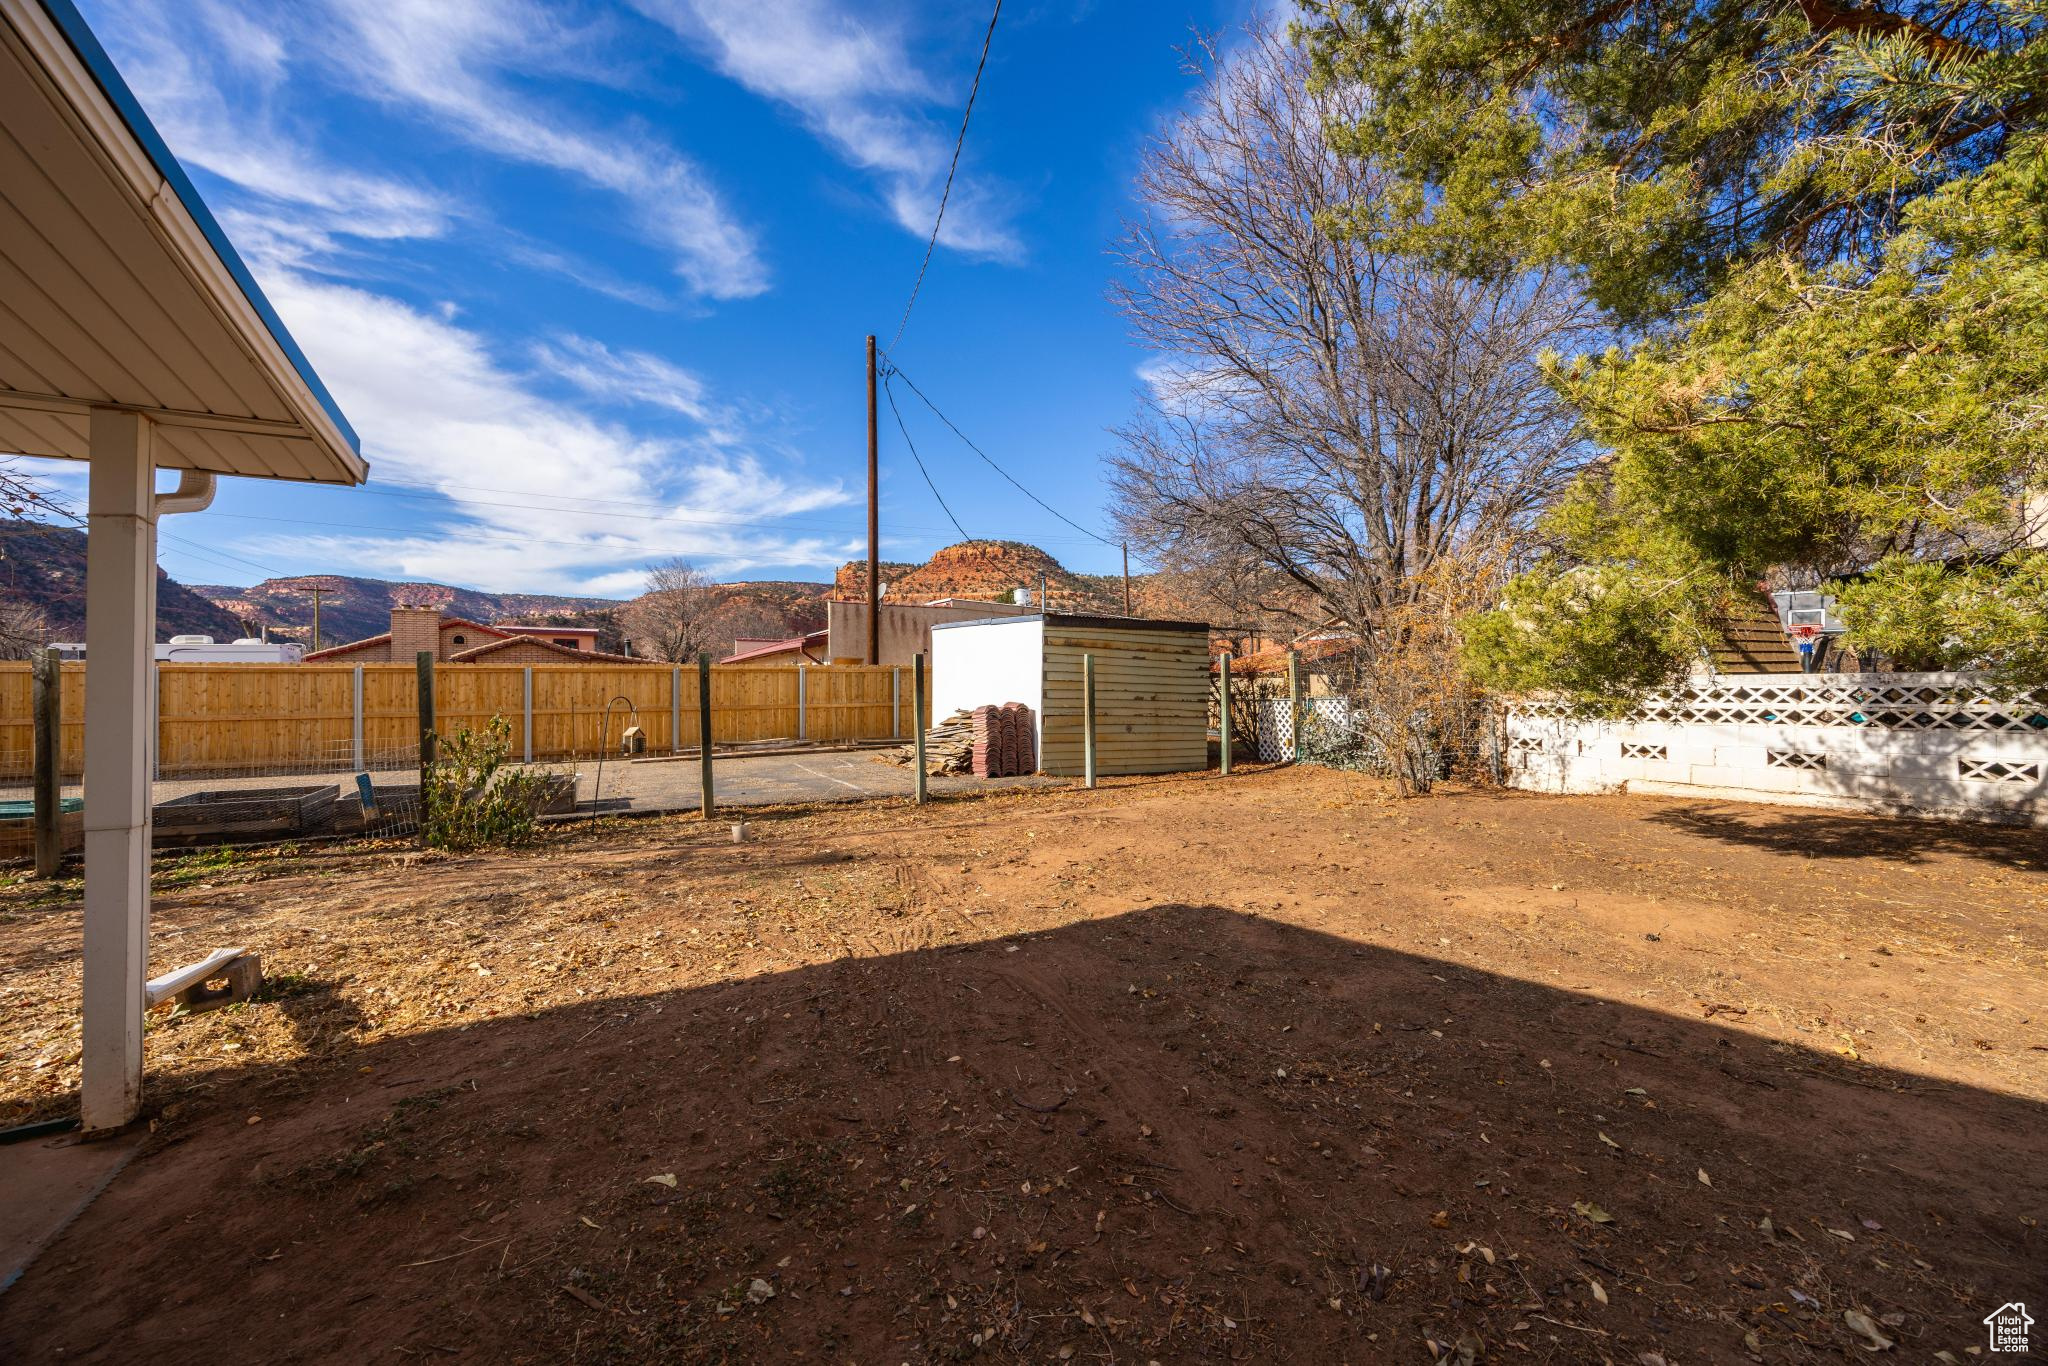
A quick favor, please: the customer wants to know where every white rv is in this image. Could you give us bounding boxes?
[154,635,304,663]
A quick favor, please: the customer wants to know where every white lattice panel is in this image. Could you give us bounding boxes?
[1513,673,2046,735]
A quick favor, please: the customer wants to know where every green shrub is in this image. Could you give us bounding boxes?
[421,716,554,850]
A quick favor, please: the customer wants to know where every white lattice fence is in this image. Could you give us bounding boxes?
[1253,698,1359,762]
[1513,673,2046,733]
[1506,672,2047,825]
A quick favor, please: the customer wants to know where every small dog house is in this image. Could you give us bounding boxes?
[930,613,1210,776]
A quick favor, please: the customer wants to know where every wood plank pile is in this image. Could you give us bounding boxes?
[893,710,975,774]
[889,703,1036,777]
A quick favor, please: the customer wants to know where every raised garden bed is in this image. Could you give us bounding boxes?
[152,785,340,842]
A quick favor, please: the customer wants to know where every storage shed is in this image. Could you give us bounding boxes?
[930,613,1210,777]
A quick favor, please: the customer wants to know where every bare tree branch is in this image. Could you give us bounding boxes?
[1106,27,1602,649]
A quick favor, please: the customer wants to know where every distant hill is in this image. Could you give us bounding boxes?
[834,540,1160,615]
[194,573,838,652]
[0,521,244,643]
[0,523,1216,660]
[190,575,627,649]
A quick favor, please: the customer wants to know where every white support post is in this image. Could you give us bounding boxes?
[892,666,902,738]
[671,667,682,754]
[797,666,808,742]
[522,667,534,764]
[81,409,155,1133]
[351,665,365,769]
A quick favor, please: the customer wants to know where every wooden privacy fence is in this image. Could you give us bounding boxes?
[0,662,928,779]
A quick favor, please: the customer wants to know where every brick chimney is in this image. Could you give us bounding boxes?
[390,606,443,662]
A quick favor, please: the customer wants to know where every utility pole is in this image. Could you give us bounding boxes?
[1122,543,1131,616]
[865,334,880,666]
[303,585,333,652]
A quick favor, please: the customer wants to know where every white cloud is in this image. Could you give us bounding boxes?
[230,271,853,592]
[320,0,769,298]
[634,0,1023,259]
[85,0,455,263]
[535,336,722,426]
[1136,355,1239,411]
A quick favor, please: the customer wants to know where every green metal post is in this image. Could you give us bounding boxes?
[32,648,61,877]
[1219,652,1233,776]
[1287,648,1301,763]
[1083,652,1097,789]
[415,650,435,845]
[913,653,928,806]
[698,653,715,818]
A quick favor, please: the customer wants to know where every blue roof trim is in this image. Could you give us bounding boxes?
[35,0,361,458]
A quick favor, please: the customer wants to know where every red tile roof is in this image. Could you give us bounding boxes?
[721,630,828,665]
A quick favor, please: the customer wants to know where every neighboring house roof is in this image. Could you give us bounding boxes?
[721,630,828,664]
[1213,635,1356,675]
[302,633,392,662]
[448,635,636,664]
[303,615,511,662]
[494,622,596,636]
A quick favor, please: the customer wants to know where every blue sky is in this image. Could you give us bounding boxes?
[66,0,1249,597]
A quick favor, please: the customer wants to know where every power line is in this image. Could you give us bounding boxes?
[158,530,290,580]
[34,494,289,581]
[882,355,1122,550]
[891,0,1004,351]
[882,374,968,541]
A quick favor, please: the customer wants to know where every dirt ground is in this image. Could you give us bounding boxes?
[1,766,2043,1364]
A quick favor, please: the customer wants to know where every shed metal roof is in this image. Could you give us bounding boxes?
[0,0,364,484]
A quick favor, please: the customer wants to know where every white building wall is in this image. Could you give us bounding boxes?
[931,617,1044,746]
[1507,673,2047,825]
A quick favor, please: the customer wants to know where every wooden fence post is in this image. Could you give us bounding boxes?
[913,653,928,806]
[32,648,61,877]
[1083,652,1097,789]
[698,653,715,819]
[796,665,807,742]
[1287,649,1301,763]
[1219,652,1233,776]
[892,666,902,738]
[671,666,682,755]
[416,650,435,845]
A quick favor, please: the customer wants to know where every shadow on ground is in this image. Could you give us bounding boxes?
[1643,801,2048,870]
[3,903,2041,1364]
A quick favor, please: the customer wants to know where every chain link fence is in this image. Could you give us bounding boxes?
[0,740,443,859]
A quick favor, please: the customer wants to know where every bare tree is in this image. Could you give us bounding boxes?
[703,600,791,654]
[1107,27,1600,646]
[0,458,64,524]
[622,558,722,662]
[0,596,49,660]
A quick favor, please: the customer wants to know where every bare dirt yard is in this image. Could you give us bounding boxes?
[1,766,2043,1364]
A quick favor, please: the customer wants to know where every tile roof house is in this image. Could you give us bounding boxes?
[719,629,829,666]
[304,606,634,664]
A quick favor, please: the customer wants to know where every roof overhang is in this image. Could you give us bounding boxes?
[0,0,365,485]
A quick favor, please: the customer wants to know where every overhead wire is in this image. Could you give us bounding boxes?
[881,372,969,541]
[890,0,1004,351]
[28,492,289,581]
[881,354,1126,552]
